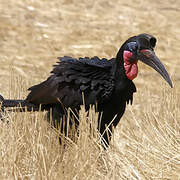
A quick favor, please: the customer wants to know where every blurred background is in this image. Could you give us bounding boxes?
[0,0,180,96]
[0,0,179,179]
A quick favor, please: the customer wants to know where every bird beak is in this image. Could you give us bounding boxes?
[138,49,173,88]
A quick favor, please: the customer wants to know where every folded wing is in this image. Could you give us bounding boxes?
[26,56,115,109]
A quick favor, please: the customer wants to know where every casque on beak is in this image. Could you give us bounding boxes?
[137,49,173,88]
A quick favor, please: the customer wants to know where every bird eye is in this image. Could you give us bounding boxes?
[150,37,156,48]
[127,42,138,52]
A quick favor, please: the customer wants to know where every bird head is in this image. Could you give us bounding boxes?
[117,33,173,87]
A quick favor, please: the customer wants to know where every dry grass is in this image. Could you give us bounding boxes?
[0,0,180,179]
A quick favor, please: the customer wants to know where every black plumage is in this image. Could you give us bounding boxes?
[1,34,172,147]
[26,56,135,146]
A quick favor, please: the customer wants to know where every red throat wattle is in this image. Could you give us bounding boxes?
[123,51,138,80]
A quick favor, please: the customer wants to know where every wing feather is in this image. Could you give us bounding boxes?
[26,56,115,108]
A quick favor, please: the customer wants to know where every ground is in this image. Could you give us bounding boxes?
[0,0,180,179]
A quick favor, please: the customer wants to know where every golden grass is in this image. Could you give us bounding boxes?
[0,0,180,179]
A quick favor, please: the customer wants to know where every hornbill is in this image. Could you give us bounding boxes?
[0,34,172,147]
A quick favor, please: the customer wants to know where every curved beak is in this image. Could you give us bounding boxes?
[138,49,173,88]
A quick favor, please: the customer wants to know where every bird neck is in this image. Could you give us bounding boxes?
[116,47,138,80]
[115,47,127,79]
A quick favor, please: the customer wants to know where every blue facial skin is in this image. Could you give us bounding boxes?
[126,42,138,52]
[126,42,138,62]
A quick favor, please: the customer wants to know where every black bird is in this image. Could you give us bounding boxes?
[1,34,172,147]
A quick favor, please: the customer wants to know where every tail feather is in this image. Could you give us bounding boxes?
[2,99,41,112]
